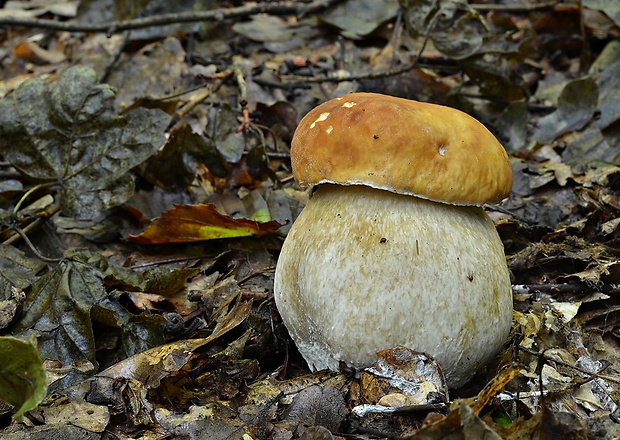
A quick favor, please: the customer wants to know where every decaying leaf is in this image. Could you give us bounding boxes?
[0,65,170,219]
[154,403,248,439]
[584,0,620,28]
[128,203,281,244]
[7,249,197,391]
[40,398,110,433]
[12,254,107,389]
[358,346,448,408]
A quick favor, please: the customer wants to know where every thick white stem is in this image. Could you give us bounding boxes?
[274,184,513,387]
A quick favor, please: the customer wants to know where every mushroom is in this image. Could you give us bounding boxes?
[274,93,513,387]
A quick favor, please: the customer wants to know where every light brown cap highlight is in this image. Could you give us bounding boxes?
[291,93,513,206]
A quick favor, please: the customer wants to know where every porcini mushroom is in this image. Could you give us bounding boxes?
[274,93,513,387]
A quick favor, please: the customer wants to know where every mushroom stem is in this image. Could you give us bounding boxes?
[274,184,512,387]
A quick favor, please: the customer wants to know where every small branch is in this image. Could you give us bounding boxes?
[254,60,440,90]
[99,30,131,83]
[4,202,61,247]
[514,282,620,296]
[0,0,346,34]
[174,78,225,119]
[471,1,561,12]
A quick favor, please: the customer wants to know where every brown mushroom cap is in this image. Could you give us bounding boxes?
[291,93,513,206]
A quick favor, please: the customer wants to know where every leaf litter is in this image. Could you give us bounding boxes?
[1,0,620,438]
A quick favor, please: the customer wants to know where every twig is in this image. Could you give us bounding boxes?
[10,226,62,263]
[0,0,346,34]
[174,78,225,119]
[256,62,433,90]
[514,282,620,296]
[254,56,457,90]
[99,30,131,83]
[3,202,61,247]
[470,1,561,12]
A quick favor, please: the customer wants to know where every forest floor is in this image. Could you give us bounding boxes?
[0,0,620,438]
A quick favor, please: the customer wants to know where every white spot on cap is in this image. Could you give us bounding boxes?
[438,145,446,156]
[326,125,333,134]
[342,102,356,108]
[310,112,330,128]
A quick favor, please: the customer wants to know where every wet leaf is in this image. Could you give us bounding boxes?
[108,37,188,107]
[432,21,483,59]
[128,204,281,244]
[398,0,445,36]
[0,335,47,420]
[0,65,170,219]
[400,0,486,58]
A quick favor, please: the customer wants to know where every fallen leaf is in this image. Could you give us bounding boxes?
[0,65,170,219]
[320,0,400,39]
[154,403,247,439]
[533,77,599,144]
[0,335,47,420]
[127,204,281,244]
[42,398,110,432]
[584,0,620,28]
